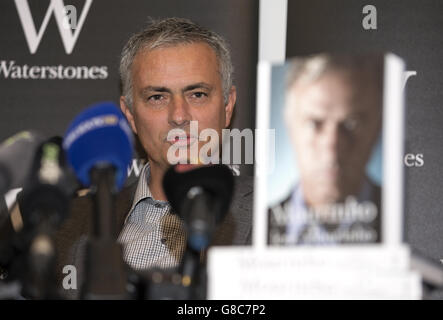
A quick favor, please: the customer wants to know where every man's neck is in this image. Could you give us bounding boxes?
[147,161,168,201]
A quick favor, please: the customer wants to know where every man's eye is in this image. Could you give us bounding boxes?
[148,94,163,101]
[147,94,168,106]
[191,92,207,99]
[343,119,358,132]
[307,119,323,130]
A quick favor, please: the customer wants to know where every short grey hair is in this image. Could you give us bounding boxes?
[120,17,234,110]
[286,53,383,91]
[285,53,384,118]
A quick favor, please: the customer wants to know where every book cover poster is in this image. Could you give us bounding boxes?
[267,54,391,245]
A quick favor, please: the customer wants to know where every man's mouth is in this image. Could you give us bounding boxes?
[317,164,342,181]
[170,134,197,147]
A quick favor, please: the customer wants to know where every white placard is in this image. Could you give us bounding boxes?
[208,246,422,300]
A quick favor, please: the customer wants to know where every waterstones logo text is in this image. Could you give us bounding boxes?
[0,60,108,80]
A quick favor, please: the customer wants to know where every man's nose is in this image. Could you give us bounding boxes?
[321,125,342,163]
[168,96,191,127]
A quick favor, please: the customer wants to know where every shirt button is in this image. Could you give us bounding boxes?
[161,238,167,244]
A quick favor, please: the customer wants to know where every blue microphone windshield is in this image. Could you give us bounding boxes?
[63,102,134,190]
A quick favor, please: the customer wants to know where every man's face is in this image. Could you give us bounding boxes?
[287,70,381,207]
[121,42,236,170]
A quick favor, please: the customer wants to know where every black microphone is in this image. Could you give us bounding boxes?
[19,136,76,233]
[162,164,234,251]
[0,131,44,198]
[162,164,234,300]
[0,136,77,299]
[0,136,74,266]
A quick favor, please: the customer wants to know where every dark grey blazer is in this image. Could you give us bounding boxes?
[52,174,253,297]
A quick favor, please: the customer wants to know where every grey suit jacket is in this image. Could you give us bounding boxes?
[53,174,253,297]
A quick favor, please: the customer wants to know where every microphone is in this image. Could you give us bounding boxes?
[0,136,76,298]
[0,130,46,284]
[163,164,234,251]
[0,131,44,197]
[63,101,134,239]
[63,102,133,191]
[1,136,74,261]
[18,136,76,299]
[161,164,234,300]
[19,136,76,233]
[63,102,133,299]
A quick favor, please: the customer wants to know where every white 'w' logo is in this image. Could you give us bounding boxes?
[14,0,93,54]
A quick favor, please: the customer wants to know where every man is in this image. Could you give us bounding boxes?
[1,18,253,298]
[269,54,383,245]
[115,17,252,270]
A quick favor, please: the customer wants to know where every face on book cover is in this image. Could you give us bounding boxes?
[121,42,236,172]
[286,68,382,207]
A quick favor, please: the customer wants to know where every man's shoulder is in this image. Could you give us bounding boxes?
[232,174,253,206]
[212,173,254,246]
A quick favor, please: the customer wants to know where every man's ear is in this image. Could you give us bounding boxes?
[120,96,137,134]
[224,85,237,128]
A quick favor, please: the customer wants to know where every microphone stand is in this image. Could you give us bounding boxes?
[138,188,211,300]
[138,233,207,300]
[158,164,234,300]
[22,218,58,299]
[81,164,128,299]
[18,185,71,299]
[175,186,215,300]
[178,245,206,300]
